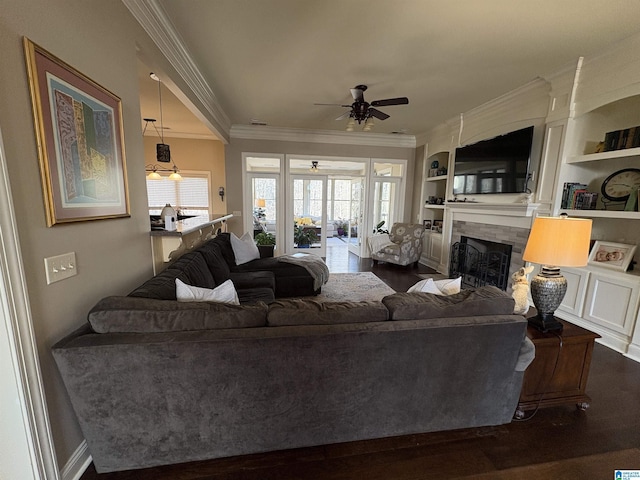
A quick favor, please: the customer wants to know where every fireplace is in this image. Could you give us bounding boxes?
[449,236,513,290]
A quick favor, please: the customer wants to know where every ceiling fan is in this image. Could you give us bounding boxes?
[315,85,409,131]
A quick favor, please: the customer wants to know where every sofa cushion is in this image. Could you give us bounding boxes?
[267,299,388,326]
[195,240,231,284]
[237,287,276,305]
[230,271,276,291]
[382,286,515,321]
[176,279,239,305]
[88,296,267,333]
[210,233,237,268]
[230,232,260,265]
[128,252,215,300]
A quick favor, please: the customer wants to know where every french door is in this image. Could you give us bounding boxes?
[246,173,280,253]
[289,175,327,257]
[348,177,365,255]
[372,177,400,234]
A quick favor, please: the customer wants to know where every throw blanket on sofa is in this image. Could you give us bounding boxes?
[279,253,330,291]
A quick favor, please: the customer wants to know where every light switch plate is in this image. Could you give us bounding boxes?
[44,252,77,284]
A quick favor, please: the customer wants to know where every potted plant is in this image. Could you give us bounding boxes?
[254,232,276,257]
[334,219,348,237]
[294,225,318,248]
[373,220,389,234]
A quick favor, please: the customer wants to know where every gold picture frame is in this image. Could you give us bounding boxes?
[24,38,130,226]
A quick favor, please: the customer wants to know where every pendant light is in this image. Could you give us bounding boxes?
[144,73,182,181]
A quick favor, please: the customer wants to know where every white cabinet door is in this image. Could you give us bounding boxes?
[421,232,431,261]
[558,267,589,316]
[583,271,640,337]
[428,233,443,263]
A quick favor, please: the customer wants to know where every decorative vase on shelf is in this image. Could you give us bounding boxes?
[160,203,176,218]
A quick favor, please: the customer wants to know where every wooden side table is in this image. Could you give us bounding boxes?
[515,315,600,419]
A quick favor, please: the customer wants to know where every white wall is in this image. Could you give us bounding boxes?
[0,0,193,470]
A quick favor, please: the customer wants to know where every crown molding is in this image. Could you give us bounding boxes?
[143,130,217,141]
[123,0,231,141]
[230,125,417,148]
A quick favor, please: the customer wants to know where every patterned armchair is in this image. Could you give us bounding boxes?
[371,223,425,267]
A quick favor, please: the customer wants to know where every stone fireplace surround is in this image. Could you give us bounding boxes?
[445,203,538,293]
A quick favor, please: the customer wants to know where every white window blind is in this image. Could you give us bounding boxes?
[147,172,211,214]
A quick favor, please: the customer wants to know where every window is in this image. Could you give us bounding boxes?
[328,179,352,221]
[147,171,210,216]
[252,178,277,222]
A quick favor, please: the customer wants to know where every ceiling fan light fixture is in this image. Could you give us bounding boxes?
[363,117,374,131]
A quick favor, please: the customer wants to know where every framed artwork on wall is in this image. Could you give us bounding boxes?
[24,37,130,226]
[588,240,636,272]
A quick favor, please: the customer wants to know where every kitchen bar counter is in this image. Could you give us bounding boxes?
[150,214,233,273]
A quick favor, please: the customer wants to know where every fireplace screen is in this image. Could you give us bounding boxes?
[449,237,512,290]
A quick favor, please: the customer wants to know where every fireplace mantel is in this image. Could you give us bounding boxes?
[445,202,541,217]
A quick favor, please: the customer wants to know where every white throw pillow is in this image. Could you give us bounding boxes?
[175,278,239,305]
[434,277,462,295]
[407,277,462,296]
[407,278,443,295]
[230,232,260,265]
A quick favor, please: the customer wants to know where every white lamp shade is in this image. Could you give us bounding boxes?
[523,216,592,267]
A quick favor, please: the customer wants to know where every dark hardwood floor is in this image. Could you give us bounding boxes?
[80,249,640,479]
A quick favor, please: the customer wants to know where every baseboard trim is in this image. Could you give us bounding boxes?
[60,440,91,480]
[625,343,640,363]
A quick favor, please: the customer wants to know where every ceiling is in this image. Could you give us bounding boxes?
[136,0,640,139]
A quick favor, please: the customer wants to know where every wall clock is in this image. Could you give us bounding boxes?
[601,168,640,201]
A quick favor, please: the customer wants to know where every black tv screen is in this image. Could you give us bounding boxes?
[452,126,533,195]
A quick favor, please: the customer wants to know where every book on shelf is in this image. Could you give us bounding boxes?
[603,125,640,151]
[574,191,599,210]
[561,182,600,209]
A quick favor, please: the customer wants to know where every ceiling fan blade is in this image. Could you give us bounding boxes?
[368,108,390,121]
[371,97,409,107]
[335,111,352,121]
[314,103,351,107]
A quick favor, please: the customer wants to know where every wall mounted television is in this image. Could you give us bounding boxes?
[452,126,534,195]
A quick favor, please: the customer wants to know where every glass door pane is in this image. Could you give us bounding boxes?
[348,178,365,255]
[248,174,279,253]
[373,179,399,234]
[291,175,327,257]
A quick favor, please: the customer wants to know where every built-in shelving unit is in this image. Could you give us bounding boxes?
[419,150,451,271]
[568,146,640,164]
[550,93,640,359]
[425,174,448,182]
[555,96,640,221]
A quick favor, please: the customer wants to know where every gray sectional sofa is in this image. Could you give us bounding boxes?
[52,285,534,473]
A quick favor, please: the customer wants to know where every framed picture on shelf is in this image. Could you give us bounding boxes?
[588,241,636,272]
[423,220,431,230]
[24,38,130,226]
[432,220,443,233]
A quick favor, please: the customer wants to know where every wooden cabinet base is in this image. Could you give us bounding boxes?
[516,315,600,418]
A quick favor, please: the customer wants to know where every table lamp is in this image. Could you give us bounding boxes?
[522,214,592,332]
